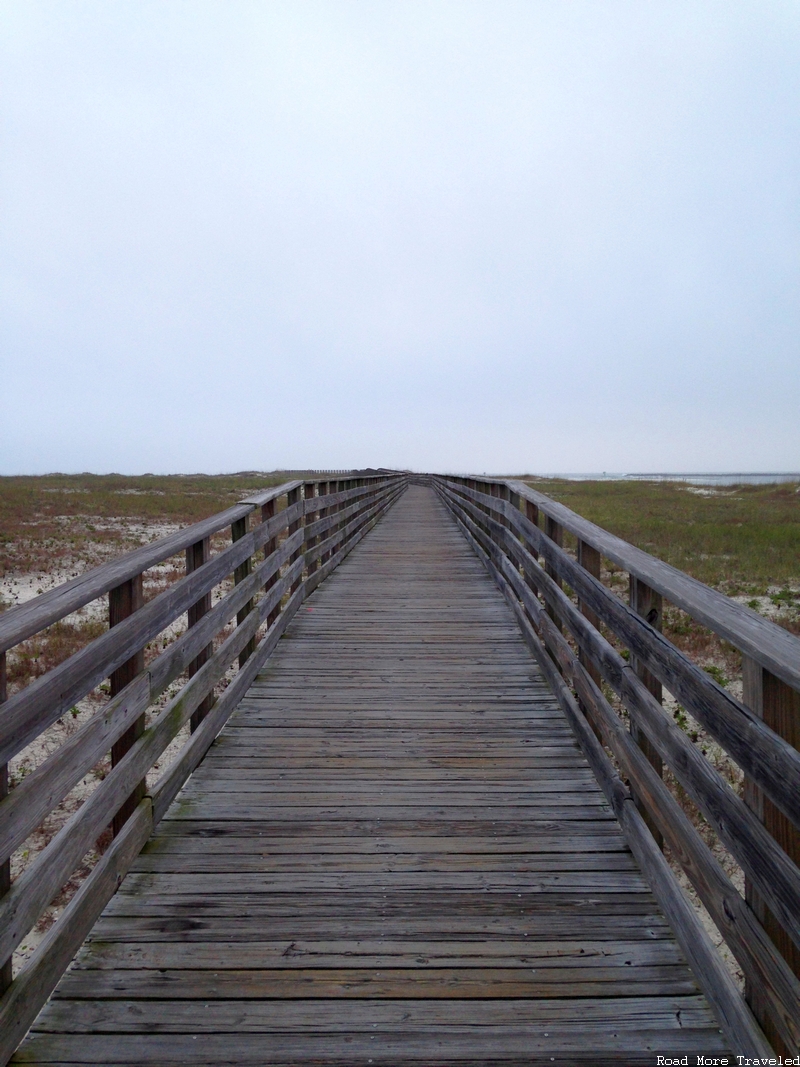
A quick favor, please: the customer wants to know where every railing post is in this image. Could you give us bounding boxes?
[262,498,280,628]
[508,487,521,542]
[520,499,541,606]
[287,486,302,593]
[524,500,539,558]
[496,483,510,529]
[629,576,664,848]
[316,481,329,565]
[0,650,9,993]
[304,482,318,574]
[481,481,491,519]
[109,574,145,838]
[231,515,255,668]
[186,538,213,732]
[340,476,348,533]
[577,540,604,740]
[743,657,800,1054]
[321,481,334,564]
[544,516,563,631]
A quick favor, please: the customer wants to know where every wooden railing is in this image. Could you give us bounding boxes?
[434,475,800,1058]
[0,472,407,1062]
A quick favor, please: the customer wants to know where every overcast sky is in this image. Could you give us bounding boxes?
[2,1,799,475]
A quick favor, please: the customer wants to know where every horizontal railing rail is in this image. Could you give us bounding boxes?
[506,480,800,693]
[433,474,800,1058]
[0,472,407,1064]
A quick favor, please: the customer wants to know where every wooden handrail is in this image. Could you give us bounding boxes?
[433,474,800,1057]
[446,489,800,940]
[506,479,800,693]
[0,501,253,656]
[442,480,800,828]
[0,473,407,1064]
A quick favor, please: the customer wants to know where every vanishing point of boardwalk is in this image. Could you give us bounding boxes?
[14,487,728,1064]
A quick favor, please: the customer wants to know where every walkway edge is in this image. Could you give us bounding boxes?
[438,484,773,1057]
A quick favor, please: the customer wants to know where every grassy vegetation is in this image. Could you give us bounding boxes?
[0,471,298,584]
[522,478,800,595]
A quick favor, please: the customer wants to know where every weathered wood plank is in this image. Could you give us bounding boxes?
[88,913,671,942]
[53,965,701,999]
[31,994,717,1032]
[14,1030,728,1065]
[0,800,153,1067]
[74,938,683,969]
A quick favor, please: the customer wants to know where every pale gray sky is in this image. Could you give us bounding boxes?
[2,1,799,474]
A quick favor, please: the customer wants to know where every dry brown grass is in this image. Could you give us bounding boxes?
[6,617,107,691]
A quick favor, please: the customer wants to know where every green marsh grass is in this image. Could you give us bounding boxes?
[522,477,800,594]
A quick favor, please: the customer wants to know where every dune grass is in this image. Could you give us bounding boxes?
[0,472,298,585]
[522,477,800,595]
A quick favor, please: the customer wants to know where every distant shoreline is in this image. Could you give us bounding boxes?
[532,473,800,486]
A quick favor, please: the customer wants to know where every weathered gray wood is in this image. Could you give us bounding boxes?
[238,479,304,507]
[742,656,800,1055]
[0,479,407,1065]
[504,478,800,693]
[150,584,305,824]
[544,515,563,631]
[287,485,302,594]
[148,529,303,701]
[442,480,800,1048]
[1,501,303,767]
[440,489,771,1055]
[0,799,153,1067]
[89,912,667,940]
[109,575,146,837]
[30,994,718,1031]
[320,479,334,565]
[231,515,256,668]
[75,937,678,968]
[0,674,150,865]
[0,563,303,967]
[0,538,304,868]
[304,486,402,579]
[4,483,750,1066]
[302,478,396,515]
[629,576,664,848]
[303,483,397,558]
[13,1028,728,1064]
[303,481,319,575]
[0,526,272,766]
[304,486,392,544]
[442,478,800,830]
[576,538,603,741]
[186,538,213,732]
[13,486,730,1067]
[486,537,800,1051]
[0,476,400,659]
[260,498,280,626]
[443,482,800,954]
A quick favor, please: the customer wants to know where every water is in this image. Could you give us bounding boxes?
[539,473,800,486]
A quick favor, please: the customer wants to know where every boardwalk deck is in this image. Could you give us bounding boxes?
[14,487,730,1064]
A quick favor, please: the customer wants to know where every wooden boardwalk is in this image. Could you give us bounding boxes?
[15,486,730,1064]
